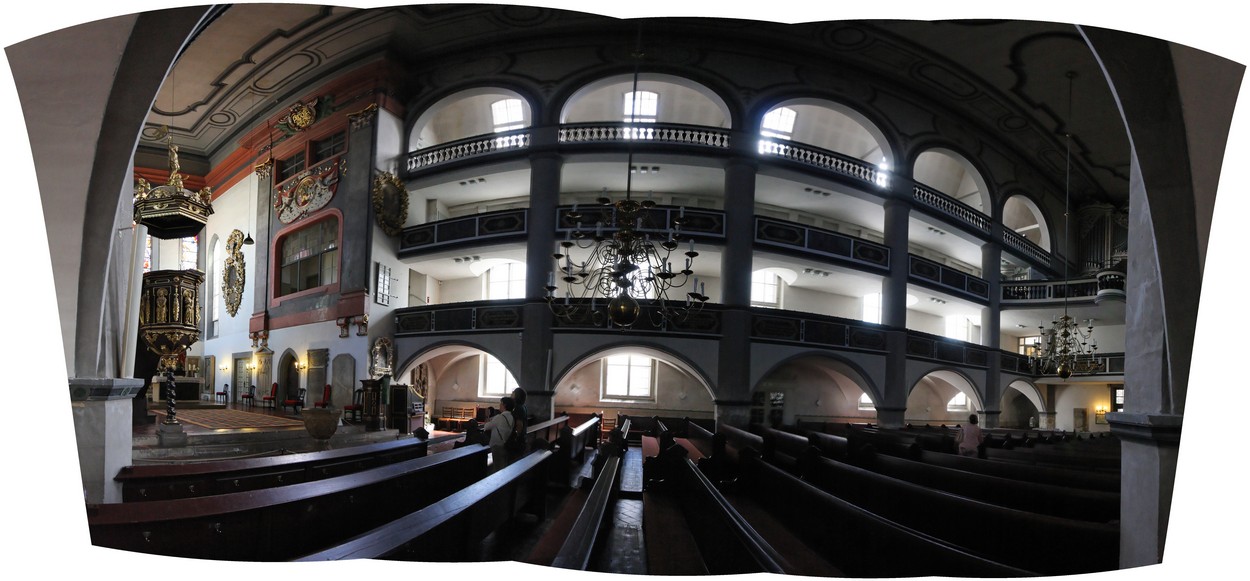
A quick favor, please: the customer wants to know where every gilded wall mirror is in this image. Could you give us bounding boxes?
[222,229,246,317]
[372,171,408,236]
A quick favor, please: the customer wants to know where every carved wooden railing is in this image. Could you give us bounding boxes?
[757,138,887,189]
[911,182,992,234]
[753,217,890,273]
[1000,351,1126,376]
[405,129,530,172]
[558,122,731,149]
[1002,228,1051,265]
[1001,276,1123,304]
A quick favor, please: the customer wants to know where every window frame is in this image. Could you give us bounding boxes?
[486,262,526,300]
[480,354,518,397]
[491,98,526,132]
[623,90,659,123]
[946,392,969,412]
[750,270,781,308]
[761,106,797,140]
[600,354,656,402]
[272,211,342,303]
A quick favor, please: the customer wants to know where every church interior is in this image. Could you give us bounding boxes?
[4,2,1247,579]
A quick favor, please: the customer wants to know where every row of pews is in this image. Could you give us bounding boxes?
[88,414,627,568]
[637,419,1122,577]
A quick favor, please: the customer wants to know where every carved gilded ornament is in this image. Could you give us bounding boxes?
[282,98,319,132]
[274,160,340,223]
[134,138,213,239]
[370,337,394,379]
[372,171,408,237]
[222,230,246,317]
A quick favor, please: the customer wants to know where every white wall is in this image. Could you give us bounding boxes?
[1054,383,1115,433]
[554,358,715,419]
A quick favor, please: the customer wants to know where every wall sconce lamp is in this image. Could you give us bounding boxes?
[295,360,308,372]
[1094,405,1108,425]
[245,361,257,372]
[219,364,229,373]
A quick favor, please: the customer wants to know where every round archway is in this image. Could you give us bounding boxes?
[553,345,715,423]
[752,354,879,429]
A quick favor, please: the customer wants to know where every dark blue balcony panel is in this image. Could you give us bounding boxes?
[754,217,890,272]
[557,205,726,243]
[908,255,989,303]
[394,300,525,336]
[399,209,528,258]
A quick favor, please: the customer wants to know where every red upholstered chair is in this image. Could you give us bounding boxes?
[240,385,256,407]
[343,389,364,422]
[283,387,307,413]
[314,384,332,408]
[261,382,278,409]
[215,383,229,404]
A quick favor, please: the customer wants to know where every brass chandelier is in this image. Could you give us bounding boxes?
[1030,72,1100,379]
[545,36,708,328]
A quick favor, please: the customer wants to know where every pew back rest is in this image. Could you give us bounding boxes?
[805,455,1118,575]
[915,448,1121,492]
[89,445,490,561]
[115,437,431,502]
[737,453,1029,578]
[297,449,553,561]
[865,450,1119,523]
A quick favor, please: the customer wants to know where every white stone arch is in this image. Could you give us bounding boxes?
[554,343,715,403]
[759,97,895,169]
[395,341,523,422]
[752,352,882,425]
[408,86,535,151]
[905,368,984,424]
[1001,378,1045,429]
[913,147,992,215]
[1002,193,1052,250]
[559,72,731,127]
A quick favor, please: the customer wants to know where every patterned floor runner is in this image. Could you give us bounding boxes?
[150,409,305,429]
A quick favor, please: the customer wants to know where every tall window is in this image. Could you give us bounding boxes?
[862,293,882,324]
[143,234,152,272]
[211,239,222,337]
[1113,386,1125,413]
[761,106,796,139]
[278,217,339,296]
[624,90,658,123]
[750,270,780,308]
[487,262,526,300]
[179,235,198,270]
[1018,336,1041,357]
[481,355,518,396]
[491,98,525,132]
[602,354,654,399]
[947,392,969,412]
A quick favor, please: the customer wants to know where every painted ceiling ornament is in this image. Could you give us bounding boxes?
[371,171,408,237]
[273,159,341,223]
[222,229,246,317]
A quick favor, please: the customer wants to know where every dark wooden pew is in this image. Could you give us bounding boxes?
[114,433,463,502]
[909,447,1121,492]
[88,444,490,560]
[547,417,631,570]
[717,423,764,479]
[802,453,1119,575]
[728,450,1028,577]
[550,414,602,487]
[853,445,1119,523]
[750,424,814,476]
[295,449,553,561]
[644,446,787,576]
[526,413,570,451]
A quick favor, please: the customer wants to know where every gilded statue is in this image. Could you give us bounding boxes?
[155,288,168,323]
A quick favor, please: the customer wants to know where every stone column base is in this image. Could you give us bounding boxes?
[157,421,187,447]
[70,378,144,504]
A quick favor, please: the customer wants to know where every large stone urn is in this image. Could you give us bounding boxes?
[302,407,341,441]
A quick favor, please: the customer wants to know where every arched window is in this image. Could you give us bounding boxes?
[211,238,222,337]
[761,106,796,140]
[624,90,658,123]
[481,354,518,396]
[602,353,654,400]
[947,392,969,412]
[491,98,524,132]
[278,217,339,296]
[179,235,198,270]
[858,392,874,411]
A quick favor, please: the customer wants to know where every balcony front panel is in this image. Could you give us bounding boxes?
[549,299,723,336]
[399,208,528,258]
[749,308,889,353]
[394,300,525,336]
[754,217,890,274]
[1001,277,1103,306]
[908,255,990,303]
[905,331,990,368]
[556,205,726,246]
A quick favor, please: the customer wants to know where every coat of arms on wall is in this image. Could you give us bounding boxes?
[372,171,408,236]
[222,229,246,317]
[274,159,340,224]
